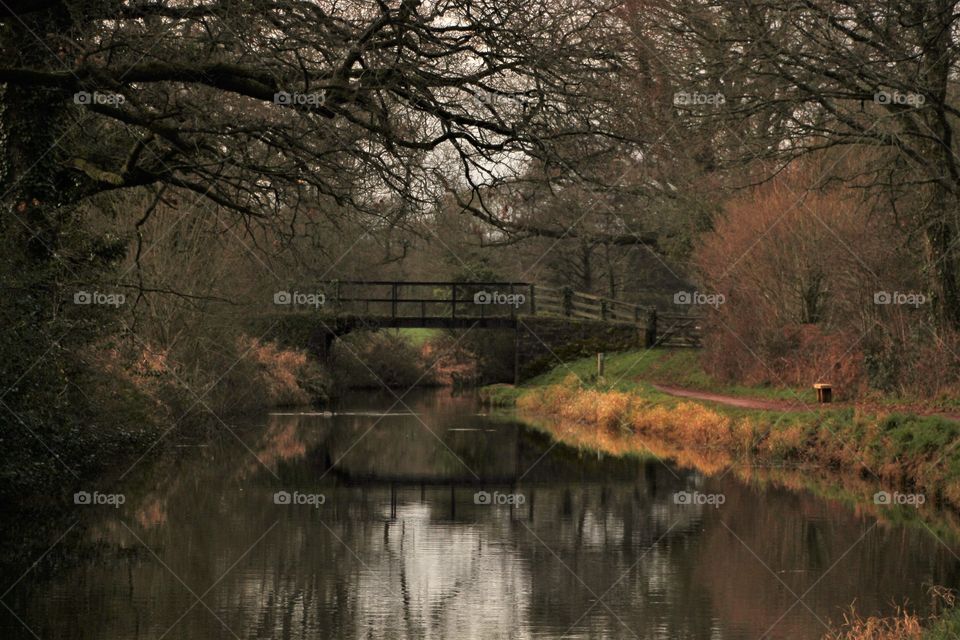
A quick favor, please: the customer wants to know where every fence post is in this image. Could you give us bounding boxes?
[391,283,398,318]
[645,309,658,348]
[600,299,608,321]
[529,284,536,315]
[451,283,457,319]
[562,286,573,317]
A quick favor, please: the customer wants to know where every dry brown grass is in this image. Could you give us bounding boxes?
[517,377,960,515]
[825,589,957,640]
[88,332,330,418]
[518,377,742,473]
[760,423,808,458]
[824,605,924,640]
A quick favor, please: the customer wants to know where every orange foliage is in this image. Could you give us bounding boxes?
[824,606,924,640]
[224,335,327,409]
[693,157,949,398]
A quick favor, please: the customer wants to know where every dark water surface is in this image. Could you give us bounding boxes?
[3,389,960,639]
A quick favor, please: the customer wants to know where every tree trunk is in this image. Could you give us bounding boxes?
[923,212,960,329]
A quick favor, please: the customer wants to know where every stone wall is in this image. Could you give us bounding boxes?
[515,317,644,381]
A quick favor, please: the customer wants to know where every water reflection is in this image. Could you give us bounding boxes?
[3,389,959,639]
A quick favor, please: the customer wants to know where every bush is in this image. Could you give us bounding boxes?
[115,333,331,417]
[206,336,331,412]
[825,588,957,640]
[427,328,516,385]
[329,330,437,390]
[694,157,950,400]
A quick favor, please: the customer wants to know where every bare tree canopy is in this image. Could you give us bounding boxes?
[1,0,646,236]
[631,0,960,325]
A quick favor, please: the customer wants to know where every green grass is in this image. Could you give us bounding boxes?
[880,413,960,457]
[496,349,960,465]
[521,348,810,402]
[487,350,832,433]
[549,348,960,413]
[479,383,524,407]
[489,346,960,503]
[501,350,960,442]
[393,328,443,348]
[926,607,960,639]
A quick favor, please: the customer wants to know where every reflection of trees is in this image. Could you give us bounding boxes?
[515,479,720,639]
[323,391,527,482]
[122,412,333,531]
[209,482,718,640]
[17,474,960,640]
[693,481,960,640]
[322,414,517,481]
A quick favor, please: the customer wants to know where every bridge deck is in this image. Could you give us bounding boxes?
[329,315,522,329]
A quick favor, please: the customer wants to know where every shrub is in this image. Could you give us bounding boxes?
[199,335,330,414]
[123,334,331,416]
[694,157,949,399]
[329,330,437,390]
[824,605,923,640]
[825,588,957,640]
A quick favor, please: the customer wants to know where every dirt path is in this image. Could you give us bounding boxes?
[651,383,960,422]
[650,384,820,412]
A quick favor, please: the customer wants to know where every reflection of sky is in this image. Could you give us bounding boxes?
[579,510,625,548]
[354,503,532,640]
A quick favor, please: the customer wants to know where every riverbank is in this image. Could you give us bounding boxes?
[484,349,960,506]
[824,590,960,639]
[483,348,960,639]
[0,327,444,509]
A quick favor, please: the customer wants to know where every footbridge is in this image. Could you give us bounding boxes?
[271,280,700,380]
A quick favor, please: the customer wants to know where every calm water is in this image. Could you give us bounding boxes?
[3,389,960,639]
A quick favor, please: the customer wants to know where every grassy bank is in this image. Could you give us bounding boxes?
[924,608,960,639]
[484,348,960,639]
[485,349,960,506]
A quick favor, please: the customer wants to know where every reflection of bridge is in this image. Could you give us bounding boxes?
[313,414,666,487]
[306,281,701,347]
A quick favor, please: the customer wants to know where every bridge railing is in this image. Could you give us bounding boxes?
[311,280,702,346]
[534,286,649,323]
[316,280,537,319]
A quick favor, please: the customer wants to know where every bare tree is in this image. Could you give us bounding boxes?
[0,0,661,454]
[1,0,645,239]
[634,0,960,327]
